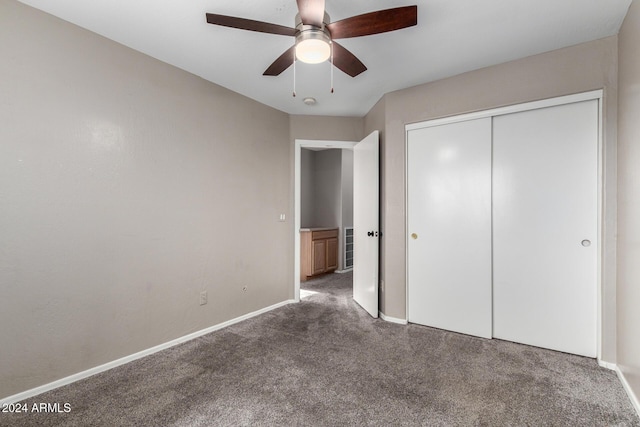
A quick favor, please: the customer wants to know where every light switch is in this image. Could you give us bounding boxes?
[279,214,286,222]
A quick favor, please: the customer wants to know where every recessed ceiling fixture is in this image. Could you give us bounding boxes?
[206,1,417,78]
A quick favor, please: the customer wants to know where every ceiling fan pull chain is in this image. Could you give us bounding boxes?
[293,57,297,97]
[330,42,334,94]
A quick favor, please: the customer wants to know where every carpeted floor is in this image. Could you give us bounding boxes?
[1,271,638,426]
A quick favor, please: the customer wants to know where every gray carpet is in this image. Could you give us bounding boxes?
[2,271,638,426]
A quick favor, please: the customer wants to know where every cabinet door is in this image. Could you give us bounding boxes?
[312,239,326,275]
[326,237,338,270]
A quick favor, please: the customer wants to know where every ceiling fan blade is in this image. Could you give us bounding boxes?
[327,5,417,39]
[331,41,367,77]
[206,13,296,36]
[296,0,326,27]
[263,46,296,76]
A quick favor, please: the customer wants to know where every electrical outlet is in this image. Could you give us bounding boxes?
[199,291,208,306]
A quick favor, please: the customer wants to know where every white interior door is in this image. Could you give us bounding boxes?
[353,131,379,318]
[407,118,492,338]
[492,100,598,357]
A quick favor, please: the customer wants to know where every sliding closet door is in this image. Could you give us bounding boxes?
[492,100,598,357]
[407,118,492,338]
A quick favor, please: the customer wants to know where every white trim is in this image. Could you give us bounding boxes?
[380,312,408,325]
[294,139,357,304]
[294,140,301,303]
[596,96,604,362]
[572,358,639,418]
[598,360,617,370]
[616,367,640,418]
[405,90,604,359]
[404,121,411,326]
[405,90,603,131]
[0,299,295,405]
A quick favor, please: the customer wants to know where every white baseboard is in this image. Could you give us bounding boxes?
[379,312,408,325]
[0,299,296,405]
[585,360,639,418]
[598,359,617,370]
[616,367,640,418]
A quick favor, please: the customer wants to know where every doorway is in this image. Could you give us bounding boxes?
[295,132,380,318]
[294,140,357,302]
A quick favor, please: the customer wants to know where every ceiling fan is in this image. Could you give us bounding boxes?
[206,1,417,78]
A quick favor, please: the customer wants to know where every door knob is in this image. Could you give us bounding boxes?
[411,233,418,240]
[581,239,591,247]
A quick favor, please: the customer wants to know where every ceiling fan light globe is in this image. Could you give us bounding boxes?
[295,39,331,64]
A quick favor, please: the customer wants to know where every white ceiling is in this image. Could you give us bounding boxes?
[18,0,632,117]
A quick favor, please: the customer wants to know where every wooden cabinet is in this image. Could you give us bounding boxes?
[300,228,339,281]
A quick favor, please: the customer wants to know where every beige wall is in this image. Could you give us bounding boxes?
[369,36,619,362]
[0,0,291,399]
[289,115,364,142]
[303,149,343,229]
[300,149,315,227]
[341,149,354,229]
[617,0,640,407]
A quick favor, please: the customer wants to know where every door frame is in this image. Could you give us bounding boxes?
[294,139,357,302]
[405,89,605,360]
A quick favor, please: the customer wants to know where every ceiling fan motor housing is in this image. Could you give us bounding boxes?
[294,11,330,32]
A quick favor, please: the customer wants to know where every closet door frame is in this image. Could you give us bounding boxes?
[404,89,604,359]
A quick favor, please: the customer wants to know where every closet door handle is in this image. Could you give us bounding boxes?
[581,239,591,247]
